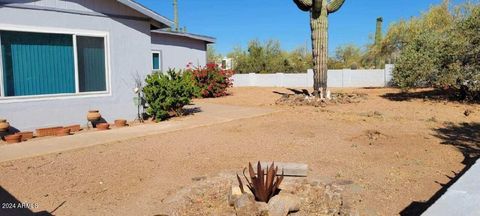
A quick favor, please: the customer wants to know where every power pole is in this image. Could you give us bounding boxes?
[173,0,179,31]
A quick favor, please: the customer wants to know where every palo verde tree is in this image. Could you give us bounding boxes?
[293,0,346,98]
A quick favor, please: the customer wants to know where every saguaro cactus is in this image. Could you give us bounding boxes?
[375,17,383,69]
[293,0,345,98]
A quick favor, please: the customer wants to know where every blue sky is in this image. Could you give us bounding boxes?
[138,0,465,55]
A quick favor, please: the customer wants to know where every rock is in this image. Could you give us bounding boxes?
[228,185,243,206]
[268,194,301,216]
[464,109,473,116]
[228,185,253,206]
[256,202,270,215]
[191,176,207,181]
[234,193,259,216]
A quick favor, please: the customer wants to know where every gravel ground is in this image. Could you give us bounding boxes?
[1,87,478,215]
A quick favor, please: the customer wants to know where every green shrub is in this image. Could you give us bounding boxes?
[392,2,480,100]
[143,69,196,121]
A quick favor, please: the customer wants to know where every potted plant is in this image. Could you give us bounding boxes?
[16,131,34,141]
[114,119,127,127]
[87,110,102,122]
[56,128,71,136]
[96,123,110,131]
[0,119,10,132]
[36,126,63,137]
[65,124,81,133]
[4,134,22,144]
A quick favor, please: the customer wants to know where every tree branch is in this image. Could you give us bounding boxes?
[293,0,313,11]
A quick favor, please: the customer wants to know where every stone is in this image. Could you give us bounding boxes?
[259,162,308,177]
[228,185,253,206]
[464,109,473,116]
[191,176,207,181]
[234,193,259,216]
[256,202,270,215]
[228,185,243,206]
[268,194,301,216]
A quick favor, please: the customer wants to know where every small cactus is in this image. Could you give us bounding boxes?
[293,0,346,97]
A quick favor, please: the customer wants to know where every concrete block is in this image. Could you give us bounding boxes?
[422,160,480,216]
[259,162,308,177]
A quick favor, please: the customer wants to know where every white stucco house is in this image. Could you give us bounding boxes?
[0,0,215,131]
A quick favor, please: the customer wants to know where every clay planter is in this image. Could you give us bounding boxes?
[96,123,110,131]
[0,119,10,132]
[114,119,127,127]
[36,126,62,137]
[87,110,102,122]
[65,124,81,133]
[16,131,34,141]
[4,134,21,144]
[56,128,71,137]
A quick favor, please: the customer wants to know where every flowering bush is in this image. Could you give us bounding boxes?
[188,63,234,98]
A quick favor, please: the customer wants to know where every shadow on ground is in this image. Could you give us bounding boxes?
[400,122,480,215]
[0,186,54,216]
[381,89,456,102]
[183,107,202,116]
[273,88,311,96]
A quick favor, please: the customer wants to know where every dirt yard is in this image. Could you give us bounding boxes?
[1,87,479,215]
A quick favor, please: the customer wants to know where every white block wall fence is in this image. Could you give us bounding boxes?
[232,64,394,88]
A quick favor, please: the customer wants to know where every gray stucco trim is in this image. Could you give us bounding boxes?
[151,30,216,43]
[0,0,173,28]
[117,0,173,27]
[0,4,150,22]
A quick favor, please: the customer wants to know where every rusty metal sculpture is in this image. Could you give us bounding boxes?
[237,162,284,203]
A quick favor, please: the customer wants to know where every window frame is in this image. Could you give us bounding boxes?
[0,24,111,103]
[151,50,162,72]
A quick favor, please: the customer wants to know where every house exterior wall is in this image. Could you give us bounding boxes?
[151,33,207,70]
[0,2,153,131]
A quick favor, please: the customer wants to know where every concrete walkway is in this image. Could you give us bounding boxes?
[0,103,275,163]
[422,160,480,216]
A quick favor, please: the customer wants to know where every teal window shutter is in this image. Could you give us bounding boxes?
[77,36,107,92]
[1,31,75,96]
[152,52,160,70]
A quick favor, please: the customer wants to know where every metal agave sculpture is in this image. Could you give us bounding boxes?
[237,162,284,203]
[293,0,346,98]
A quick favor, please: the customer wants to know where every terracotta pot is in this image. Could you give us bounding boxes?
[96,123,110,131]
[0,119,10,132]
[65,124,81,133]
[4,134,21,144]
[36,126,63,137]
[16,131,34,141]
[87,110,102,121]
[114,119,127,127]
[56,128,71,136]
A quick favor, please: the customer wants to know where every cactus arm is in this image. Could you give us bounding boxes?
[327,0,345,13]
[293,0,313,11]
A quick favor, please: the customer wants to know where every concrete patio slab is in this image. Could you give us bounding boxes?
[422,160,480,216]
[0,102,276,163]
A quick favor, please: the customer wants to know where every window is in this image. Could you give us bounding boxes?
[77,36,107,92]
[0,30,108,98]
[152,51,161,71]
